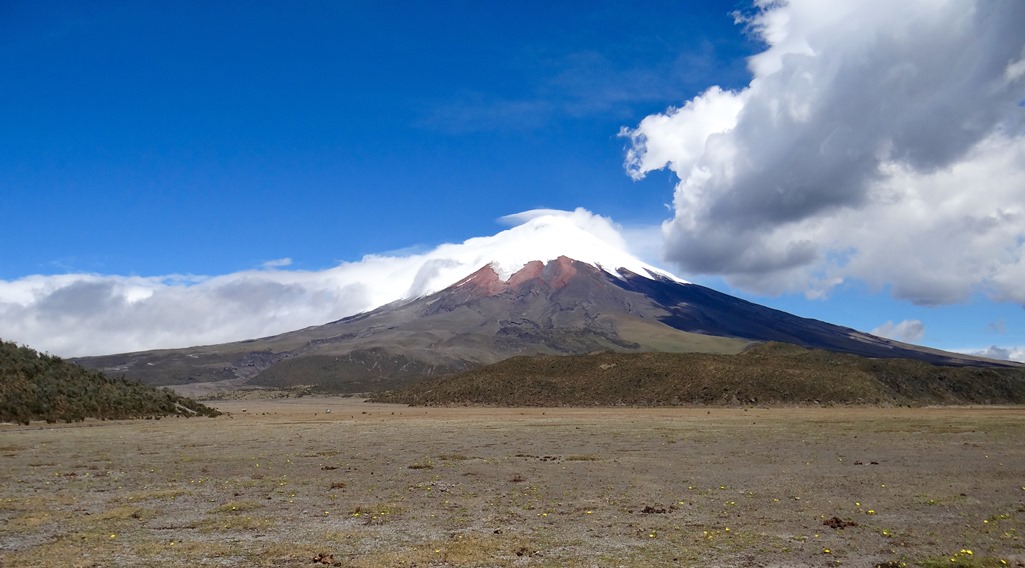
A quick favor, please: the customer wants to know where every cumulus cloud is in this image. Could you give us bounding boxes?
[965,345,1025,363]
[0,209,649,357]
[870,319,925,343]
[0,270,373,358]
[623,0,1025,304]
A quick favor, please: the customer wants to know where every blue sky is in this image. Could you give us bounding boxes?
[1,1,753,275]
[2,1,1024,360]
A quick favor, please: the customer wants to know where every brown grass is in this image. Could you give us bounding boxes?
[1,398,1023,567]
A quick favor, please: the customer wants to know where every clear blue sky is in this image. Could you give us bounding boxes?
[1,1,752,275]
[2,1,1024,360]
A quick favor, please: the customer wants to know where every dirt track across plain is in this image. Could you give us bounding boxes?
[2,399,1024,567]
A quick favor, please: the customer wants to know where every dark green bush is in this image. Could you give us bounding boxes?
[0,339,220,423]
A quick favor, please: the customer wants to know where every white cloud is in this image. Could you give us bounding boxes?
[260,258,293,269]
[964,345,1025,363]
[871,319,925,343]
[0,209,656,357]
[498,207,629,254]
[623,0,1025,304]
[622,86,745,181]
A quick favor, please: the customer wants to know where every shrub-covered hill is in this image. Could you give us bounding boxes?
[370,342,1025,407]
[1,340,220,424]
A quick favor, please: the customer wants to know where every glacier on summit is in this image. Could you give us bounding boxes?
[402,209,684,296]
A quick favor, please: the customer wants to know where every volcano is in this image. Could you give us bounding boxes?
[75,215,1008,394]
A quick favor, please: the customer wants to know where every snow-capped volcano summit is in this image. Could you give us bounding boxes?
[459,214,681,281]
[395,209,683,300]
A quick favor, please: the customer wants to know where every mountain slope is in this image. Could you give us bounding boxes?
[76,257,748,393]
[612,270,967,362]
[75,256,1012,394]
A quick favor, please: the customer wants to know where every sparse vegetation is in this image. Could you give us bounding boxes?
[371,343,1025,407]
[2,399,1024,567]
[0,339,220,424]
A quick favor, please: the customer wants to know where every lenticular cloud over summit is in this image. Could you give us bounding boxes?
[623,0,1025,305]
[0,208,662,357]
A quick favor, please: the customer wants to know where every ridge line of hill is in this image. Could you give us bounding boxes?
[370,343,1025,407]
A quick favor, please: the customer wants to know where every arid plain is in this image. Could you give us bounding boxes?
[2,399,1024,567]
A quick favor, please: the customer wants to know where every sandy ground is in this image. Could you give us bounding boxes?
[1,399,1024,567]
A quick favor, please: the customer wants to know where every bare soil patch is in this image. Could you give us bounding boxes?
[2,399,1024,567]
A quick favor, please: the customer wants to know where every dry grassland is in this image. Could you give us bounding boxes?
[2,399,1024,567]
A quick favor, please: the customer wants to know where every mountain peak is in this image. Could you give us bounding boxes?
[451,213,686,287]
[452,255,588,297]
